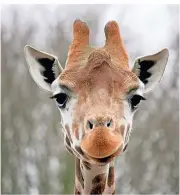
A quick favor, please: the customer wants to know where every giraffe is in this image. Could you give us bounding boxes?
[24,20,169,194]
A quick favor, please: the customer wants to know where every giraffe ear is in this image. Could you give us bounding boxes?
[132,49,169,93]
[24,45,63,92]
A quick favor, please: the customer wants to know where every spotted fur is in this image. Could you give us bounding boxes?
[108,166,115,187]
[90,174,106,194]
[24,19,169,195]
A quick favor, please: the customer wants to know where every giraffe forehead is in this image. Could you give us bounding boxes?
[59,62,139,96]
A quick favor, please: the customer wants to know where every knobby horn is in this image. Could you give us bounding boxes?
[104,21,129,68]
[66,20,90,68]
[66,20,129,69]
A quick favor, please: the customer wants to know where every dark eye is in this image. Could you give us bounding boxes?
[50,93,68,108]
[130,95,145,110]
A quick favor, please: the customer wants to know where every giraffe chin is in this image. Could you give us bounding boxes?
[81,127,123,163]
[89,146,123,164]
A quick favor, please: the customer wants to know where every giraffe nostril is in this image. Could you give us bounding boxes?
[87,120,94,130]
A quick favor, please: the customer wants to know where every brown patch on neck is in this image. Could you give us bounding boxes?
[90,173,106,194]
[108,166,115,187]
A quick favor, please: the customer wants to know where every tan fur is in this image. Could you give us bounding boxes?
[59,20,141,195]
[66,20,129,70]
[66,19,93,69]
[104,21,129,68]
[108,166,115,187]
[59,48,138,158]
[90,173,106,194]
[81,127,123,158]
[73,123,79,140]
[25,19,168,195]
[119,124,125,136]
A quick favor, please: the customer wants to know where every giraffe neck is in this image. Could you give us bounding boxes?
[74,157,115,195]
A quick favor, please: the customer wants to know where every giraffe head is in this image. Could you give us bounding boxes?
[24,20,168,165]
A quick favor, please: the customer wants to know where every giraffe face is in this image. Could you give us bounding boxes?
[51,51,144,164]
[24,20,168,165]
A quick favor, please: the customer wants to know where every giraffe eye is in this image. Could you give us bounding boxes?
[50,93,68,108]
[129,95,146,110]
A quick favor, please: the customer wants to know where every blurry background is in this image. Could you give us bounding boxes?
[1,4,179,194]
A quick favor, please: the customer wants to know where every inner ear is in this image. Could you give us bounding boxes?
[137,59,155,84]
[132,49,169,93]
[37,58,56,84]
[24,45,63,92]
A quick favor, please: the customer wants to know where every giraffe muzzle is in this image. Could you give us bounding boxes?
[81,127,123,159]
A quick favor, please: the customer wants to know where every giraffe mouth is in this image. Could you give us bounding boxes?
[87,146,122,164]
[81,127,123,161]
